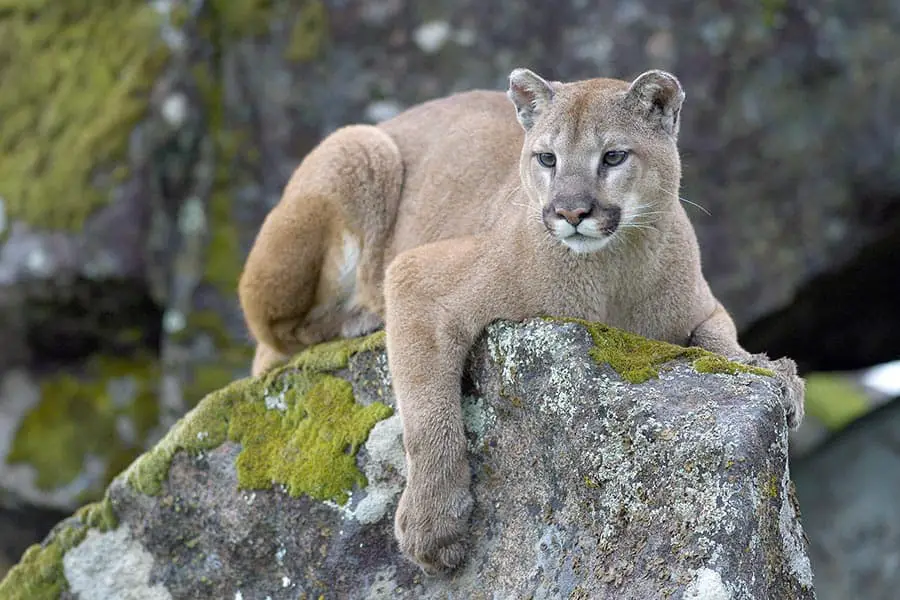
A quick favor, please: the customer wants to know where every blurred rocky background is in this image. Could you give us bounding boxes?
[0,0,897,597]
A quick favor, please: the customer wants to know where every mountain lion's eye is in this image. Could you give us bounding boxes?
[536,152,557,168]
[602,150,629,167]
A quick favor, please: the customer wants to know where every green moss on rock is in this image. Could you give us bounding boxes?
[764,473,780,499]
[126,333,391,504]
[8,355,160,493]
[73,497,118,531]
[126,379,234,497]
[0,526,79,599]
[0,496,116,599]
[231,373,391,503]
[556,318,772,383]
[692,354,772,378]
[0,1,167,230]
[288,331,386,373]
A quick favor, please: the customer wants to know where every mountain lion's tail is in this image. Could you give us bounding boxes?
[238,124,403,371]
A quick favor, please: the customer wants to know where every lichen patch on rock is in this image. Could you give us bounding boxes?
[684,567,732,600]
[63,525,172,600]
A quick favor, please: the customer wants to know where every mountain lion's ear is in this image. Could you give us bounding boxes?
[626,70,685,136]
[507,68,555,131]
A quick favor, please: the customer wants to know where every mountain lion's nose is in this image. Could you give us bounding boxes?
[556,207,590,226]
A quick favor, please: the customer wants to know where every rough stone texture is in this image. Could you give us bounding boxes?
[2,321,816,599]
[62,526,171,600]
[793,398,900,600]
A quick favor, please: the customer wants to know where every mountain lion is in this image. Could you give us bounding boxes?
[237,68,805,574]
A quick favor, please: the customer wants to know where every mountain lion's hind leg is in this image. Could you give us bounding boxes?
[252,342,290,375]
[689,302,805,428]
[238,125,402,373]
[324,125,404,317]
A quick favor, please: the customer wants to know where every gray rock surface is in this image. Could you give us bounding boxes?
[793,398,900,600]
[3,320,816,599]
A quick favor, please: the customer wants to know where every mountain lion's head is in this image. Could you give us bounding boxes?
[507,68,685,254]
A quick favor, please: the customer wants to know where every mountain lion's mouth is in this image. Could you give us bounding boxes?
[559,231,613,254]
[544,213,619,253]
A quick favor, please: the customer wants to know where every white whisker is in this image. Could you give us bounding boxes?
[510,201,542,217]
[653,183,711,216]
[678,197,711,216]
[624,218,660,230]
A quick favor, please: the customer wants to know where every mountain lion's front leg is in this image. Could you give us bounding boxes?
[690,301,805,428]
[383,235,530,574]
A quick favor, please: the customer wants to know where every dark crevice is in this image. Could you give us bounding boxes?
[740,223,900,373]
[0,505,69,572]
[23,278,164,369]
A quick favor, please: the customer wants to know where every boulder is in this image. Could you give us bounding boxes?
[793,398,900,600]
[4,0,900,513]
[0,1,253,511]
[0,320,815,599]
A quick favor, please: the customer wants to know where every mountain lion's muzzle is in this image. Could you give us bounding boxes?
[543,193,622,248]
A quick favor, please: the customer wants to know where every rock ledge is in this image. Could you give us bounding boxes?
[0,319,815,600]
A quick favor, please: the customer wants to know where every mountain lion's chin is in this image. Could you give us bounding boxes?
[559,233,612,254]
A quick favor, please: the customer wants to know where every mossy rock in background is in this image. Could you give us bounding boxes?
[0,0,167,231]
[1,355,161,510]
[0,0,281,519]
[803,373,871,431]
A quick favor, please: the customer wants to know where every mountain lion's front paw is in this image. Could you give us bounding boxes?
[746,354,805,429]
[394,478,473,575]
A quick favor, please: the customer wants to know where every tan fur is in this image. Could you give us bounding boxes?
[238,69,806,574]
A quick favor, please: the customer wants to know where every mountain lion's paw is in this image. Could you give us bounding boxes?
[747,354,805,429]
[394,480,473,575]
